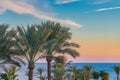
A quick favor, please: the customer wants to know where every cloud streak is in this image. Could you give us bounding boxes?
[95,6,120,12]
[93,0,111,4]
[0,0,82,27]
[55,0,80,4]
[84,6,120,14]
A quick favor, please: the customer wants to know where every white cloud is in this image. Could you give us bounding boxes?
[55,0,80,4]
[84,6,120,14]
[0,0,82,27]
[95,6,120,12]
[93,0,111,4]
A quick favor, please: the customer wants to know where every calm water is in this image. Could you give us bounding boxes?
[0,63,120,80]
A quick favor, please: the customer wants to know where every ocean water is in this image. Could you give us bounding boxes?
[0,63,120,80]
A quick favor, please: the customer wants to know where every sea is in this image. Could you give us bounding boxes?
[0,63,120,80]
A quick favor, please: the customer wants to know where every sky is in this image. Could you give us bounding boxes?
[0,0,120,62]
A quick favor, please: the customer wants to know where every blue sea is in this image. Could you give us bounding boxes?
[0,63,120,80]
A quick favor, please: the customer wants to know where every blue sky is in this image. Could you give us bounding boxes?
[0,0,120,28]
[0,0,120,62]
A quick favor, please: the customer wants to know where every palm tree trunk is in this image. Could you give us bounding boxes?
[117,74,119,80]
[40,76,42,80]
[28,63,34,80]
[74,73,76,80]
[46,58,52,80]
[87,78,90,80]
[75,78,77,80]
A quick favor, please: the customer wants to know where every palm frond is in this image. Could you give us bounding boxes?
[0,24,24,67]
[57,48,80,58]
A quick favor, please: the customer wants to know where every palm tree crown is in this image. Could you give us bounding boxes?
[112,65,120,80]
[40,21,80,80]
[15,25,51,80]
[0,24,24,67]
[92,71,100,80]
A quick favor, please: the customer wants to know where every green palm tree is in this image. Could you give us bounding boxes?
[52,63,65,80]
[83,64,94,80]
[15,25,51,80]
[0,24,24,67]
[76,68,85,80]
[92,71,99,80]
[65,72,72,80]
[100,70,109,80]
[40,21,80,80]
[112,65,120,80]
[53,56,72,69]
[2,65,19,80]
[0,73,8,80]
[75,64,94,80]
[52,56,71,80]
[68,65,78,80]
[36,67,45,80]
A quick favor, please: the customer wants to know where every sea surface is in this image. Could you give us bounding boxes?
[0,63,120,80]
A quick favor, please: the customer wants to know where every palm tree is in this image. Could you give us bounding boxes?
[40,21,80,80]
[82,64,94,80]
[99,70,109,80]
[112,65,120,80]
[68,65,78,80]
[75,64,94,80]
[52,63,65,80]
[9,65,20,76]
[92,71,99,80]
[76,68,85,80]
[0,24,24,67]
[52,56,71,80]
[36,67,45,80]
[65,72,72,80]
[0,73,8,80]
[15,25,51,80]
[1,65,19,80]
[53,56,72,69]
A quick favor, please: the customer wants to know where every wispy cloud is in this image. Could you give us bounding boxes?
[93,0,111,4]
[95,6,120,12]
[84,6,120,14]
[0,0,82,27]
[55,0,80,4]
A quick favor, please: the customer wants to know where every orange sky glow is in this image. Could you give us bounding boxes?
[71,35,120,62]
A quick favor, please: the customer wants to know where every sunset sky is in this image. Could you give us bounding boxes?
[0,0,120,62]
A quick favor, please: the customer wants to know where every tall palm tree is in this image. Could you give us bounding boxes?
[36,67,45,80]
[15,25,51,80]
[92,71,99,80]
[112,65,120,80]
[0,24,24,67]
[40,21,80,80]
